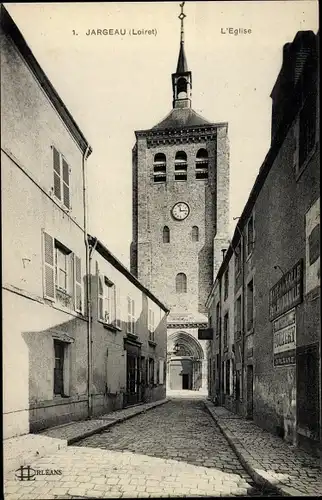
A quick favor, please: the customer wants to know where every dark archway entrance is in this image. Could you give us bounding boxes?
[167,331,204,391]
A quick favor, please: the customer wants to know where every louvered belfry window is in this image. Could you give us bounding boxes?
[174,151,187,181]
[52,146,70,209]
[195,148,209,179]
[153,153,166,183]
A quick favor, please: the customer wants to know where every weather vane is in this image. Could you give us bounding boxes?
[179,2,186,43]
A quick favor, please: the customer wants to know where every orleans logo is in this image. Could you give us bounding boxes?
[15,465,62,481]
[15,466,36,481]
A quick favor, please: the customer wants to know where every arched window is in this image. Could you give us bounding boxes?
[163,226,170,243]
[192,226,199,242]
[174,151,187,181]
[177,77,188,99]
[153,153,166,183]
[176,273,187,293]
[195,148,208,179]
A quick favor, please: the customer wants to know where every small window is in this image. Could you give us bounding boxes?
[153,153,166,183]
[54,340,66,396]
[53,146,70,209]
[192,226,199,242]
[176,273,187,293]
[127,296,135,334]
[195,148,208,180]
[163,226,170,243]
[216,302,220,338]
[175,151,187,181]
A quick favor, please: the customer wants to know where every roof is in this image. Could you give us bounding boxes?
[1,5,92,156]
[88,235,170,313]
[152,107,213,130]
[176,42,188,73]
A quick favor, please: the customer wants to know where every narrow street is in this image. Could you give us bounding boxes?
[5,396,279,498]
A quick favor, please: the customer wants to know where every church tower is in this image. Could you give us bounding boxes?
[131,3,229,392]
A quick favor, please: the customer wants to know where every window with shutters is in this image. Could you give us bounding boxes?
[98,275,116,325]
[127,296,136,335]
[148,308,155,342]
[43,231,82,312]
[52,146,71,209]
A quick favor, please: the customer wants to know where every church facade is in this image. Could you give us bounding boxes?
[131,7,229,392]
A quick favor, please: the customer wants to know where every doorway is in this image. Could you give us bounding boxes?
[182,373,191,390]
[246,365,253,419]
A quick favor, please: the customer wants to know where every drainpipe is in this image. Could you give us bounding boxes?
[82,145,92,419]
[218,276,223,405]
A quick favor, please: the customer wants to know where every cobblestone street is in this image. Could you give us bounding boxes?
[5,397,279,499]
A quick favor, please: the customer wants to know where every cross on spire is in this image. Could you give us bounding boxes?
[179,2,186,43]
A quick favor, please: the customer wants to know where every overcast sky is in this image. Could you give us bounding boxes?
[5,1,318,268]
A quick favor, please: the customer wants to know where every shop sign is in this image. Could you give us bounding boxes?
[269,260,303,321]
[273,309,296,367]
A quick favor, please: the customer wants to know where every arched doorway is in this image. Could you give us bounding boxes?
[167,331,204,391]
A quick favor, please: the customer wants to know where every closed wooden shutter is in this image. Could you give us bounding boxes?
[98,274,104,321]
[62,158,70,209]
[43,231,55,300]
[74,255,82,312]
[116,287,121,328]
[53,147,61,200]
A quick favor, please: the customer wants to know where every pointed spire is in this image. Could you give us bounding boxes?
[176,2,188,73]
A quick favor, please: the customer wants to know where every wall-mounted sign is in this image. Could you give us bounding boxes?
[273,308,296,367]
[198,328,213,340]
[269,260,303,321]
[305,198,320,295]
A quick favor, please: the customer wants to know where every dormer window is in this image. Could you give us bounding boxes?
[175,151,187,181]
[195,149,208,179]
[153,153,166,183]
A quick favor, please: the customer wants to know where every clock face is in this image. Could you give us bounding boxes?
[172,202,190,221]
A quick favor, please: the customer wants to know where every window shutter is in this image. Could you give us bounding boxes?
[53,147,61,200]
[74,255,82,313]
[62,158,70,209]
[116,287,121,328]
[98,274,104,321]
[110,285,116,324]
[43,231,55,300]
[154,359,158,385]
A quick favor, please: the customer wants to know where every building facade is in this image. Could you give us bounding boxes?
[1,6,168,439]
[206,31,320,456]
[131,10,229,392]
[88,236,168,415]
